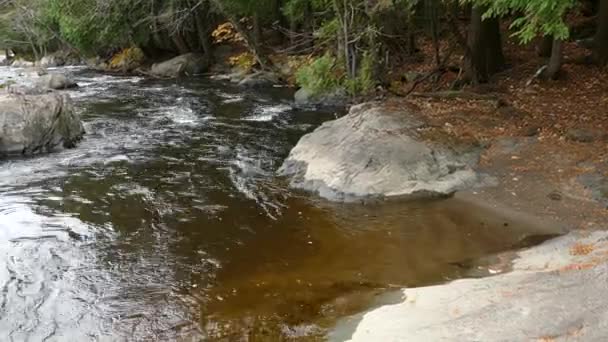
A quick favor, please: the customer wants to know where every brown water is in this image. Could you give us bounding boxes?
[0,67,554,341]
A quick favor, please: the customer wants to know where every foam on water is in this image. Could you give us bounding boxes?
[244,103,293,122]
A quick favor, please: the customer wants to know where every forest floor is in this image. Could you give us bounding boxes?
[333,33,608,342]
[384,35,608,233]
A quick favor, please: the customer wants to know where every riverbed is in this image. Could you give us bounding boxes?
[0,67,557,340]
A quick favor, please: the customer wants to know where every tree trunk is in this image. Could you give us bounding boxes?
[193,1,214,66]
[464,6,505,83]
[538,35,553,57]
[542,39,563,80]
[592,0,608,65]
[253,12,262,47]
[171,32,191,54]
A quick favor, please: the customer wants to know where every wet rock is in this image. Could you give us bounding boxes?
[294,87,348,107]
[566,127,602,143]
[237,71,280,88]
[37,55,65,68]
[279,102,482,201]
[150,53,207,78]
[10,59,34,68]
[0,93,85,156]
[37,73,78,90]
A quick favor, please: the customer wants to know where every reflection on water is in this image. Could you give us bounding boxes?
[0,67,548,340]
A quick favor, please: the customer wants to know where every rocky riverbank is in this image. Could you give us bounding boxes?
[276,97,608,340]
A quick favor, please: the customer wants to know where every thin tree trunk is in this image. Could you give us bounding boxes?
[303,1,313,49]
[543,38,563,79]
[193,1,214,66]
[171,32,190,54]
[252,12,262,47]
[592,0,608,65]
[289,16,298,47]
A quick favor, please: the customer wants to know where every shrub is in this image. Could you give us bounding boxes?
[295,53,344,96]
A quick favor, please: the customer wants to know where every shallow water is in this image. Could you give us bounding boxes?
[0,67,551,340]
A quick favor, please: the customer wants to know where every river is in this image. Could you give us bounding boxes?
[0,67,549,341]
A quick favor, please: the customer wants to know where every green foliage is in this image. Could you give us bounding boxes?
[345,51,375,95]
[295,51,376,97]
[296,53,344,94]
[315,18,340,41]
[463,0,576,42]
[283,0,331,23]
[46,0,150,54]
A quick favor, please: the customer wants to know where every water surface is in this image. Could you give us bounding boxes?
[0,67,549,340]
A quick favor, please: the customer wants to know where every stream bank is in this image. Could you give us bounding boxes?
[311,96,608,341]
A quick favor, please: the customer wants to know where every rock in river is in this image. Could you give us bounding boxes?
[150,53,207,77]
[0,93,85,156]
[279,102,482,201]
[37,73,78,90]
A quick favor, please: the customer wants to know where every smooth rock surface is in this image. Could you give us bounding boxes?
[237,71,279,87]
[150,53,206,77]
[0,93,84,155]
[279,102,481,201]
[335,230,608,342]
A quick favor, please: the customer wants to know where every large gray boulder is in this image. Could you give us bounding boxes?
[0,93,85,155]
[37,73,78,90]
[150,53,206,77]
[279,102,481,201]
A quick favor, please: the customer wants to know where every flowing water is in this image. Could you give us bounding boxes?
[0,67,554,341]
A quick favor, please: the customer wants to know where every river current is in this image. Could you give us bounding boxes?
[0,67,545,341]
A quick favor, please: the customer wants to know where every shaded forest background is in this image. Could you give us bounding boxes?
[1,0,608,97]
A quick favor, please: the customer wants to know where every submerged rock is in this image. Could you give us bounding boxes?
[279,102,482,201]
[0,93,84,156]
[150,53,207,77]
[37,73,78,90]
